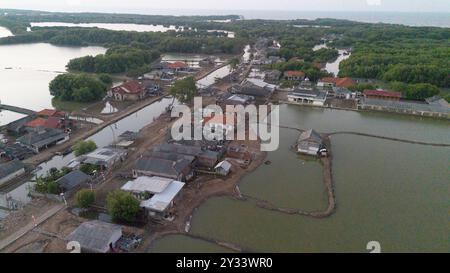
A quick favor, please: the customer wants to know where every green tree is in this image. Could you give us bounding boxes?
[444,94,450,103]
[349,83,376,92]
[106,190,141,222]
[229,58,240,71]
[79,163,101,176]
[389,81,409,93]
[49,73,109,103]
[405,83,440,100]
[46,181,60,195]
[73,140,97,156]
[75,189,95,208]
[98,73,113,85]
[169,77,198,103]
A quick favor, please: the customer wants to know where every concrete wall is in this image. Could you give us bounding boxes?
[358,105,449,119]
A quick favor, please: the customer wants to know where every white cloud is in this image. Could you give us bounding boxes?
[366,0,382,6]
[65,0,83,7]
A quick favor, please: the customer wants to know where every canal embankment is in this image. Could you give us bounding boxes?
[280,99,450,120]
[23,94,167,167]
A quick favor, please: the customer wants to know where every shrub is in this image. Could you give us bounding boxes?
[73,140,97,156]
[46,181,60,195]
[106,190,141,222]
[75,189,95,208]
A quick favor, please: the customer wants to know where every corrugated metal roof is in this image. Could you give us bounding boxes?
[121,176,173,194]
[0,160,25,179]
[56,170,91,191]
[362,98,449,114]
[66,220,122,253]
[141,181,185,212]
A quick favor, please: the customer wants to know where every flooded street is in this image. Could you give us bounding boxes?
[149,105,449,253]
[196,65,232,88]
[313,43,351,76]
[325,49,351,76]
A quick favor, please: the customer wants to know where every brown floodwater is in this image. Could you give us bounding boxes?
[149,105,449,253]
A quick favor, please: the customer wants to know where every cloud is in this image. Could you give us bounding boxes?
[366,0,382,6]
[65,0,83,6]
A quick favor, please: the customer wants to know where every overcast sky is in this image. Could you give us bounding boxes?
[1,0,449,13]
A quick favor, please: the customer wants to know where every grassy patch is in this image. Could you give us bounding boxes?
[51,98,93,112]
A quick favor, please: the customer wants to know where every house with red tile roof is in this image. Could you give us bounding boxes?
[283,71,306,81]
[37,109,66,118]
[318,77,357,88]
[107,80,146,101]
[167,61,189,72]
[24,116,69,130]
[363,89,402,101]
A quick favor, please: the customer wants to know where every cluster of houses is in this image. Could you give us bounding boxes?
[272,72,449,119]
[1,109,73,160]
[0,108,74,186]
[108,60,198,102]
[128,138,237,220]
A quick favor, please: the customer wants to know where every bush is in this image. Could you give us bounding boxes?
[46,181,60,195]
[49,73,109,103]
[444,94,450,103]
[35,167,71,194]
[169,77,198,103]
[75,189,95,208]
[79,163,101,175]
[106,190,141,222]
[98,74,113,85]
[349,83,376,92]
[405,83,440,100]
[73,140,97,156]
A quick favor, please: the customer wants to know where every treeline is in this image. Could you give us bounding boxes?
[334,25,450,88]
[0,27,248,54]
[0,9,240,31]
[270,47,339,64]
[0,17,29,34]
[49,73,112,102]
[68,44,160,75]
[389,82,441,100]
[339,46,450,87]
[266,59,331,82]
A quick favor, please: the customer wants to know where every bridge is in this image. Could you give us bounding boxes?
[0,104,36,115]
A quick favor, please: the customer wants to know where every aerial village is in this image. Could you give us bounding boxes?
[0,34,449,253]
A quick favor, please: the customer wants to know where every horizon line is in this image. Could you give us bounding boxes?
[1,7,450,15]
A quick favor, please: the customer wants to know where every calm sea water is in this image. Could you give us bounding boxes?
[99,9,450,28]
[237,10,450,27]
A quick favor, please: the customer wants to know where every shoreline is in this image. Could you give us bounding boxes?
[143,138,268,252]
[280,100,450,121]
